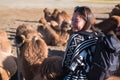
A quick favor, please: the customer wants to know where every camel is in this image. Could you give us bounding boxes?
[37,18,70,46]
[95,16,120,40]
[95,16,120,33]
[15,24,63,80]
[37,23,61,46]
[0,30,17,80]
[15,24,43,46]
[40,8,71,31]
[15,24,48,80]
[51,8,71,29]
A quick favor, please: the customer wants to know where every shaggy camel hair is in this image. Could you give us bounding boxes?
[15,24,63,80]
[16,24,37,36]
[33,56,63,80]
[15,24,48,80]
[0,30,17,80]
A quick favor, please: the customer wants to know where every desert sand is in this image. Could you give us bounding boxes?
[0,0,119,56]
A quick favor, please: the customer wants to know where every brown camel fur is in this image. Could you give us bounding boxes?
[41,8,71,29]
[15,24,63,80]
[39,8,71,40]
[16,24,37,36]
[95,16,120,36]
[37,23,61,46]
[51,9,71,30]
[56,10,71,26]
[33,56,63,80]
[15,24,48,80]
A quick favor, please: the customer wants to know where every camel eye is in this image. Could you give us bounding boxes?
[14,35,25,47]
[15,36,23,44]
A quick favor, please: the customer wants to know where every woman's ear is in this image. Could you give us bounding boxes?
[14,35,25,47]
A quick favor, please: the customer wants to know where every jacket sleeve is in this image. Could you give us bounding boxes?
[62,33,84,68]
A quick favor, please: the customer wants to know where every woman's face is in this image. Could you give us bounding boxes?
[71,12,86,32]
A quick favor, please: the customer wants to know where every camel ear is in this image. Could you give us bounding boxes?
[14,35,25,47]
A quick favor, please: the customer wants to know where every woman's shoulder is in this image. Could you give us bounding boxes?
[71,31,94,37]
[69,32,85,42]
[70,32,84,38]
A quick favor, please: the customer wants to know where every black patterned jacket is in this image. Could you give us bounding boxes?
[62,31,96,80]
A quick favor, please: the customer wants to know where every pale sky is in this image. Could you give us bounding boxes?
[0,0,117,9]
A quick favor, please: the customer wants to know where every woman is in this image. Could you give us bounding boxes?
[62,6,96,80]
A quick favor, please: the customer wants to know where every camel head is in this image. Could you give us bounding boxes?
[109,4,120,17]
[95,15,120,34]
[43,8,52,22]
[15,24,48,64]
[43,8,51,17]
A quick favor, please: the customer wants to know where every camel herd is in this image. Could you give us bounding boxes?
[38,8,71,46]
[0,4,120,80]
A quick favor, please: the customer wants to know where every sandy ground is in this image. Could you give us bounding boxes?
[0,0,119,57]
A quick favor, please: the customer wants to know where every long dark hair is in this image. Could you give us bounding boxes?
[74,6,95,30]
